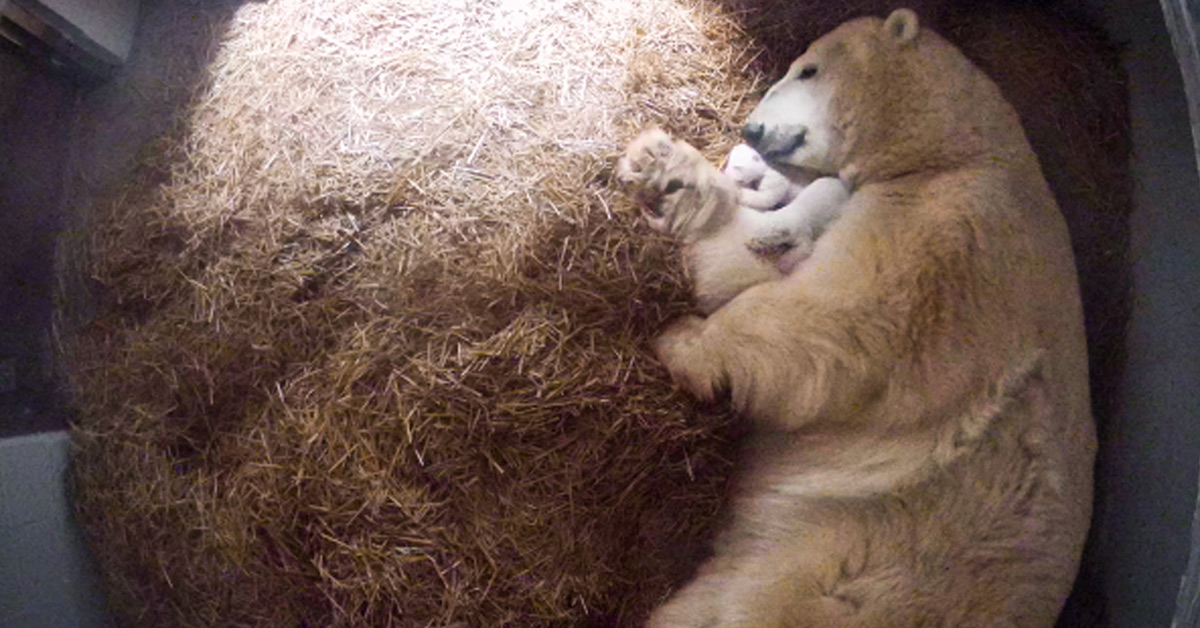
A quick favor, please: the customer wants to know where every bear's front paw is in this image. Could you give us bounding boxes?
[654,316,721,402]
[747,233,814,274]
[747,231,794,255]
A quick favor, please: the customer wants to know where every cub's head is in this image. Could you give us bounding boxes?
[616,127,732,238]
[743,8,1016,182]
[723,143,769,187]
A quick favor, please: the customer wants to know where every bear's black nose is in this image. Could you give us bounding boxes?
[741,122,765,146]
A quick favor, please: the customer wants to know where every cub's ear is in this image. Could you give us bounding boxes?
[884,8,919,46]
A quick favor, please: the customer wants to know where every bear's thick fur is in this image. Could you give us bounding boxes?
[644,9,1095,627]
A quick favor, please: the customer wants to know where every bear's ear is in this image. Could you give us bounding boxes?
[884,8,920,46]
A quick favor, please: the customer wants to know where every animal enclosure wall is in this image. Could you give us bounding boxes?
[1076,0,1200,625]
[0,0,1196,626]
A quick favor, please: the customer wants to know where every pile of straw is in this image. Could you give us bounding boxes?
[63,0,1130,626]
[68,0,761,625]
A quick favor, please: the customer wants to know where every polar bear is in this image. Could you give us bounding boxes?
[645,8,1095,628]
[616,129,848,313]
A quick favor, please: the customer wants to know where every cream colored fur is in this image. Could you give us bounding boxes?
[639,8,1095,628]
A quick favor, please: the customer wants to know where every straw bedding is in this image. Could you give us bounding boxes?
[63,0,1129,626]
[68,1,759,625]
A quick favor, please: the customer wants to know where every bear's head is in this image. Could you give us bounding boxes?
[742,8,1026,184]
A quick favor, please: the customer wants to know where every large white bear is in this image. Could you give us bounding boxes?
[635,8,1095,628]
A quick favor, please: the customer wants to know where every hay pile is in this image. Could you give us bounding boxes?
[67,0,762,625]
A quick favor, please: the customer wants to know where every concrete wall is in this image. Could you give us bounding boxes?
[0,46,74,436]
[0,45,112,626]
[1078,0,1200,624]
[0,51,30,117]
[0,432,111,628]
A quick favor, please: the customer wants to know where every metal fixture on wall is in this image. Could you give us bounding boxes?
[0,0,138,81]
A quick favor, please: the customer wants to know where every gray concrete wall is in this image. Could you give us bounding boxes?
[0,3,238,620]
[1078,0,1200,625]
[0,431,111,628]
[0,46,74,436]
[0,53,110,628]
[0,52,30,117]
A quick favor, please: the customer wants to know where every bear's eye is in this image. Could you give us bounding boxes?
[798,65,818,80]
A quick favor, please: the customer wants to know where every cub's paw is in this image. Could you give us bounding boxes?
[653,316,722,402]
[775,244,813,274]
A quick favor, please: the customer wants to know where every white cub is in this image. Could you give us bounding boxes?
[724,143,803,210]
[723,143,849,273]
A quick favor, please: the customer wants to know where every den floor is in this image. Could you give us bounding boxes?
[0,0,1198,626]
[0,45,112,628]
[1,2,233,437]
[1,4,248,624]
